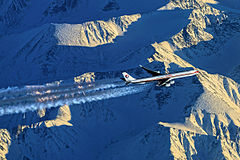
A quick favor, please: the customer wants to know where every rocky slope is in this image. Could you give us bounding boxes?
[0,0,240,160]
[0,13,141,87]
[0,5,189,87]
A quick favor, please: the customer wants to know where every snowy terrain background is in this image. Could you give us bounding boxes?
[0,0,240,159]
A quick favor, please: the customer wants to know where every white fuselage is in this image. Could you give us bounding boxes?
[130,70,199,84]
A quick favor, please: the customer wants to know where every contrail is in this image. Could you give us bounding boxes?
[0,81,150,116]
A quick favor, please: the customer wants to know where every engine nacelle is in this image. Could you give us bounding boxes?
[170,80,175,85]
[165,83,171,87]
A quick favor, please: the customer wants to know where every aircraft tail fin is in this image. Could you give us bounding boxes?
[122,72,135,82]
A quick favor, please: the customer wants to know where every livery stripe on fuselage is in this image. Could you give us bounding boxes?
[131,70,199,83]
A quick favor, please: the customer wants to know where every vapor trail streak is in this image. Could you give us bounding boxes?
[0,82,149,116]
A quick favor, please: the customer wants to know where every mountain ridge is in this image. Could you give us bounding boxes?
[0,0,240,159]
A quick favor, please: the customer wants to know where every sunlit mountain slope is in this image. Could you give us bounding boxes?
[0,0,240,160]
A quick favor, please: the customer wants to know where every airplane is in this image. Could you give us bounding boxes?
[121,65,199,87]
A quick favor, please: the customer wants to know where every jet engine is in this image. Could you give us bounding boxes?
[170,80,175,85]
[165,83,171,87]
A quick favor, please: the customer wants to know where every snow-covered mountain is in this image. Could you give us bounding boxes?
[0,0,240,159]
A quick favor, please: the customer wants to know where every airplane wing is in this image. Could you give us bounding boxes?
[157,78,170,86]
[139,65,163,76]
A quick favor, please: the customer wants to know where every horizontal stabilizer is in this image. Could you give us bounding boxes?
[120,78,126,81]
